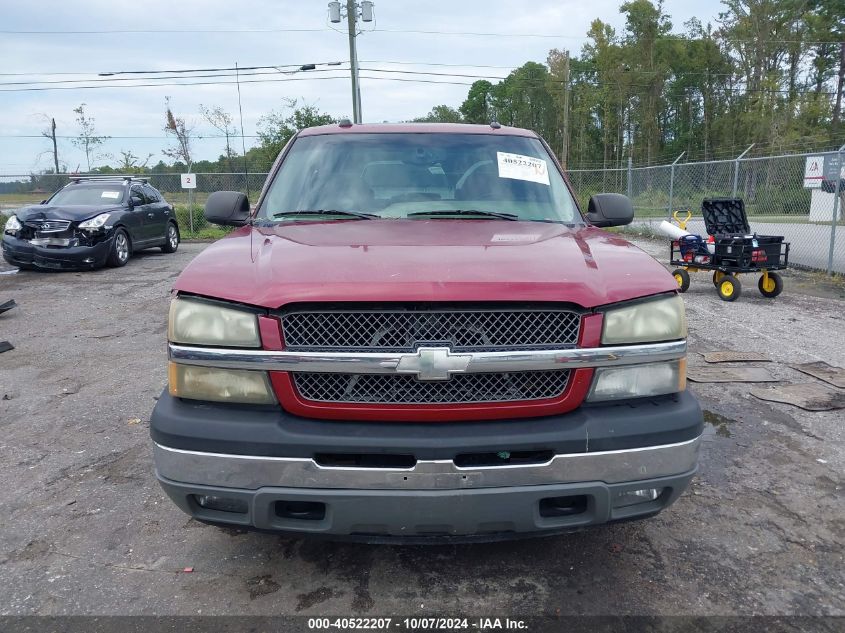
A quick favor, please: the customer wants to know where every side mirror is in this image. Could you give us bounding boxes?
[204,191,251,227]
[40,199,47,204]
[585,193,634,227]
[129,195,144,207]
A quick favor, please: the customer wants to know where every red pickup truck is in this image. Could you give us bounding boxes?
[151,123,702,541]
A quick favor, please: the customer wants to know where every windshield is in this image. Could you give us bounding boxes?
[49,185,125,206]
[259,133,581,223]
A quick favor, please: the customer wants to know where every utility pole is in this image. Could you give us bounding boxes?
[561,50,570,168]
[346,0,361,123]
[329,1,373,124]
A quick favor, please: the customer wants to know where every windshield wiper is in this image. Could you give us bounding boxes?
[270,209,378,220]
[407,209,519,221]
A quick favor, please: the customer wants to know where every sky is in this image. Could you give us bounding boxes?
[0,0,725,174]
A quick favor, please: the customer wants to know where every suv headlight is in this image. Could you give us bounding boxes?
[601,294,686,344]
[168,296,260,348]
[78,213,112,230]
[4,215,22,234]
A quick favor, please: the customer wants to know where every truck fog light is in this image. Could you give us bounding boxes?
[587,359,686,402]
[194,495,248,514]
[612,488,662,508]
[168,362,277,405]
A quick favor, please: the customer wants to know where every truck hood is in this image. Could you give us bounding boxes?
[14,204,123,222]
[174,220,677,309]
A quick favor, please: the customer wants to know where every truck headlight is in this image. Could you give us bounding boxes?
[587,359,686,402]
[168,362,276,404]
[78,213,112,230]
[601,294,686,344]
[4,215,22,234]
[168,296,260,348]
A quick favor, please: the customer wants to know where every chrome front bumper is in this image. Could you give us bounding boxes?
[153,436,701,491]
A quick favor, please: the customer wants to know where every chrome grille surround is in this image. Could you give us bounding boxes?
[292,370,572,404]
[25,219,72,234]
[280,307,582,352]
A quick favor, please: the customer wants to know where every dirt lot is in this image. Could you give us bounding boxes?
[0,238,843,617]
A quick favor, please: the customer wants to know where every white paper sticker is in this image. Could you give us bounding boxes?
[491,233,541,243]
[101,191,120,199]
[496,152,550,186]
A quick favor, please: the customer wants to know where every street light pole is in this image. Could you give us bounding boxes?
[346,0,361,124]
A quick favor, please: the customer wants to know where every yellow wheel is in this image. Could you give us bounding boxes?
[672,268,690,293]
[717,275,741,302]
[712,270,725,287]
[758,272,783,298]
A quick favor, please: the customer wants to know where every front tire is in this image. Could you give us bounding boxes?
[107,229,130,267]
[161,223,179,254]
[672,268,690,293]
[758,272,783,298]
[717,275,741,302]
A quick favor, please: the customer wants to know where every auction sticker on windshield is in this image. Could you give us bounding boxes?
[496,151,550,186]
[101,191,121,199]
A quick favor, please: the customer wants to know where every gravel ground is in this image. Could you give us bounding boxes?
[0,238,843,617]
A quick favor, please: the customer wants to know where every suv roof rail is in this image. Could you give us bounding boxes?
[69,176,148,184]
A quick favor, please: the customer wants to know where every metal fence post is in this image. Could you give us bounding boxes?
[827,143,845,275]
[626,157,632,200]
[668,152,685,217]
[188,188,194,233]
[732,144,754,198]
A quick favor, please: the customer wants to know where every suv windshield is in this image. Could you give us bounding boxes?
[259,133,580,223]
[49,185,125,206]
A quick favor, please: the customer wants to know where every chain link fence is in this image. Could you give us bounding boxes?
[2,149,844,273]
[568,149,845,274]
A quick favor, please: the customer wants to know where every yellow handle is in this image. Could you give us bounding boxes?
[673,209,692,231]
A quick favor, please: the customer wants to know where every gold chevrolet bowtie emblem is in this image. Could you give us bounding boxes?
[395,347,473,381]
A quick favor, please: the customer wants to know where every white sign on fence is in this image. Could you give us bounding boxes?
[180,173,197,189]
[803,156,824,188]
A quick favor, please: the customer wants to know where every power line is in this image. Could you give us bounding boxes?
[1,26,841,45]
[0,71,836,96]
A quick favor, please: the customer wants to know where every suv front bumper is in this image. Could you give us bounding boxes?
[2,234,113,270]
[151,390,703,540]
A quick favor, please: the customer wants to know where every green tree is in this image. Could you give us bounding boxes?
[413,105,463,123]
[459,80,495,123]
[256,100,336,164]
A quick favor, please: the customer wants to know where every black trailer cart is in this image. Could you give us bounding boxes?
[670,198,790,302]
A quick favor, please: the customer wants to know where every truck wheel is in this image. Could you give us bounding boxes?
[717,275,741,302]
[758,272,783,298]
[161,223,179,254]
[672,268,690,293]
[107,229,130,267]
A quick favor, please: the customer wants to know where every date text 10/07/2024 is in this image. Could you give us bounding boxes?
[307,618,529,631]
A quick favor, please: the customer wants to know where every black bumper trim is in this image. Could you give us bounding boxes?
[149,390,703,460]
[157,469,696,540]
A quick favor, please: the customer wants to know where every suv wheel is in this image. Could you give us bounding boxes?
[107,229,130,267]
[162,223,179,254]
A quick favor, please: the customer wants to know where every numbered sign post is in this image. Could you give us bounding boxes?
[181,173,197,233]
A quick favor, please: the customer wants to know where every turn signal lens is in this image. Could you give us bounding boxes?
[587,359,685,402]
[168,362,276,405]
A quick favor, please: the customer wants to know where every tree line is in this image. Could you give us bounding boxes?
[416,0,844,168]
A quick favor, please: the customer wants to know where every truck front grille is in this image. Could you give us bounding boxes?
[281,307,581,352]
[291,371,571,404]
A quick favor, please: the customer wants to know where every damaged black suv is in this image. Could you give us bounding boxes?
[2,177,180,270]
